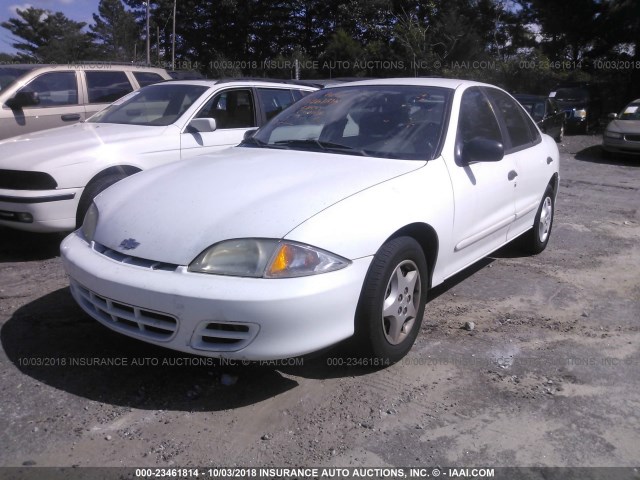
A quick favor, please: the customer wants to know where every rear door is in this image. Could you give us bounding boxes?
[484,87,553,240]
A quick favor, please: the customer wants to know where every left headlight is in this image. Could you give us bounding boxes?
[575,109,587,118]
[81,203,99,243]
[188,238,350,278]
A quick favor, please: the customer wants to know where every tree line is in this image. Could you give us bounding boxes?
[1,0,639,108]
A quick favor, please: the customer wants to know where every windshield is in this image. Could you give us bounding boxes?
[619,103,640,120]
[248,85,452,160]
[554,87,589,102]
[0,66,37,92]
[88,83,208,126]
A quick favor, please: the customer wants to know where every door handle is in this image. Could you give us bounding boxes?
[547,156,554,164]
[508,170,518,181]
[61,114,81,121]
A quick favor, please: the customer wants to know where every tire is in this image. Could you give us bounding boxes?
[520,185,555,255]
[554,124,564,143]
[354,237,428,363]
[75,173,128,228]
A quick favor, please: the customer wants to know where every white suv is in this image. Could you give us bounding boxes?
[0,79,317,232]
[0,63,171,139]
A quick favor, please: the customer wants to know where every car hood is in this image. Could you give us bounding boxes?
[0,122,171,172]
[93,147,426,265]
[606,119,640,134]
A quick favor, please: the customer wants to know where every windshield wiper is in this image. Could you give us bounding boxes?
[273,139,368,156]
[240,136,267,147]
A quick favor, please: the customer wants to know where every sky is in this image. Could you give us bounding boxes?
[0,0,99,54]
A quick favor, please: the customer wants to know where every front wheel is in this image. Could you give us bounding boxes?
[520,185,555,254]
[75,173,128,228]
[354,237,428,363]
[554,124,564,143]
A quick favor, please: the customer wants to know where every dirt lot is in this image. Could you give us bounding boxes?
[0,134,639,473]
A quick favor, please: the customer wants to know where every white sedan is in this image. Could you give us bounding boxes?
[61,78,559,363]
[0,80,316,232]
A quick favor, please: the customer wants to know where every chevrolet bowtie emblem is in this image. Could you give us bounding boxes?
[119,238,140,250]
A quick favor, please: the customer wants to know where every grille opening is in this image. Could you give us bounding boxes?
[146,325,170,335]
[146,310,173,322]
[0,170,58,190]
[71,280,177,341]
[205,323,250,333]
[92,294,108,308]
[117,318,138,329]
[201,336,240,345]
[112,302,134,314]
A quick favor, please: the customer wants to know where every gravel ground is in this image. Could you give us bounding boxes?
[0,133,639,472]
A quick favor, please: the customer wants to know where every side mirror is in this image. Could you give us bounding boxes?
[243,128,258,140]
[461,137,504,163]
[6,91,40,109]
[188,117,216,133]
[607,112,618,120]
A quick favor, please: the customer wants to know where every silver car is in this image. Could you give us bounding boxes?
[602,98,640,156]
[0,64,170,139]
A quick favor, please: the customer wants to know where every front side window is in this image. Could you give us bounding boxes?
[88,84,208,126]
[258,88,296,120]
[457,87,503,146]
[250,85,452,160]
[18,71,78,107]
[86,71,134,104]
[196,89,255,129]
[0,66,37,92]
[486,88,537,149]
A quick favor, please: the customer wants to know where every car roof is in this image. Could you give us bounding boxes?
[153,79,319,89]
[323,77,493,90]
[2,63,167,72]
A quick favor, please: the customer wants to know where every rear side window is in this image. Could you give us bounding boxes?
[86,71,134,104]
[133,72,165,87]
[258,88,296,120]
[486,88,539,149]
[457,87,503,146]
[18,71,78,107]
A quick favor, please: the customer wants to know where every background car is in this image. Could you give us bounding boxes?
[61,78,559,364]
[602,98,640,157]
[514,94,565,142]
[0,63,171,139]
[0,79,317,232]
[550,82,602,134]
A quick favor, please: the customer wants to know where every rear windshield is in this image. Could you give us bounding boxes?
[0,66,37,92]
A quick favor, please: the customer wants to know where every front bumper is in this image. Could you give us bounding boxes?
[61,232,372,360]
[602,135,640,155]
[0,187,82,232]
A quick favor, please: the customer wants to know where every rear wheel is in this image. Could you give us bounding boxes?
[520,185,555,254]
[355,237,428,363]
[75,173,128,228]
[554,124,564,143]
